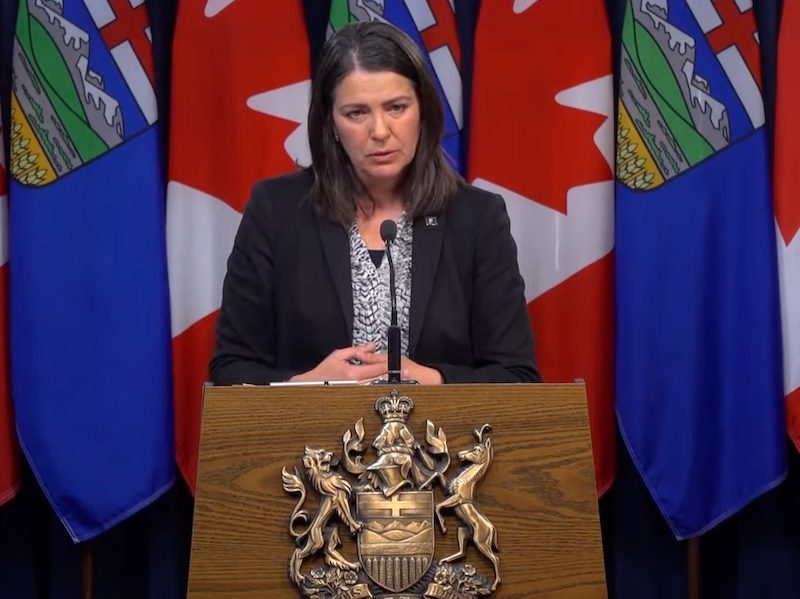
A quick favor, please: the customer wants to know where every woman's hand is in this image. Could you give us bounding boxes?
[357,354,444,385]
[401,357,443,385]
[358,354,444,385]
[289,343,387,383]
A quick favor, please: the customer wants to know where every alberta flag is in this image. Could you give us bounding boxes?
[0,108,17,507]
[615,0,785,538]
[328,0,462,171]
[9,0,173,541]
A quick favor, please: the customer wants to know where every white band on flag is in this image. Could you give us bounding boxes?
[686,0,723,33]
[473,178,614,302]
[777,221,800,395]
[83,0,116,29]
[429,46,462,129]
[110,41,158,125]
[167,182,242,337]
[404,0,436,30]
[717,45,765,128]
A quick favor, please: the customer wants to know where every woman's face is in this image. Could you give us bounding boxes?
[332,69,421,193]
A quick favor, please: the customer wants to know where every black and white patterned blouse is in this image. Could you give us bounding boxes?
[349,213,413,355]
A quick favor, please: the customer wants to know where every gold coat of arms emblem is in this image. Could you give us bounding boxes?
[281,390,501,598]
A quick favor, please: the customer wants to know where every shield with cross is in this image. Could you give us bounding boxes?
[356,490,435,592]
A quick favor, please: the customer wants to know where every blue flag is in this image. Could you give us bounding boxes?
[615,0,786,538]
[328,0,463,171]
[9,0,172,541]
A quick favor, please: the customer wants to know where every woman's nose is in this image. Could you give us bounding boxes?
[371,113,390,139]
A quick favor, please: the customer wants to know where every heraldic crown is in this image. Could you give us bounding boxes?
[375,389,413,423]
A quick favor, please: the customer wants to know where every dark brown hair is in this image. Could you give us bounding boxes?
[308,21,461,226]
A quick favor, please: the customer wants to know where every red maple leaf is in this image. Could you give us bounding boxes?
[169,1,310,213]
[468,0,612,213]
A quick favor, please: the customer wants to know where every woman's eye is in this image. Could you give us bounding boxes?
[388,104,407,114]
[346,109,365,119]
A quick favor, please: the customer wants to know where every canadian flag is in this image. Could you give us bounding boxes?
[468,0,615,493]
[774,0,800,451]
[167,0,311,489]
[0,112,17,506]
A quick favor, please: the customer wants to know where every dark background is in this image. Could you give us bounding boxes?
[1,1,799,597]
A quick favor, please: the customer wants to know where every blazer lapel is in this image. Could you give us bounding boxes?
[316,214,354,341]
[409,215,444,354]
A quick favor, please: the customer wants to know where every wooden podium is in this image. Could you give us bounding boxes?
[188,383,606,598]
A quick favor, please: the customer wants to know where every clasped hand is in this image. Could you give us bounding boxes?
[289,342,442,384]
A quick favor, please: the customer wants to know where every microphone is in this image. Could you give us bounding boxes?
[379,219,402,384]
[379,218,397,243]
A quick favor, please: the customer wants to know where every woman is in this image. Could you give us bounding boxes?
[210,22,540,385]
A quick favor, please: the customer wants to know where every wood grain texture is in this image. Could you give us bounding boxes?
[188,383,607,598]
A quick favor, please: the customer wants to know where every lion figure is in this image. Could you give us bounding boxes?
[281,447,363,584]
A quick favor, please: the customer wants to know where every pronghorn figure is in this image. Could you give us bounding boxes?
[434,424,500,591]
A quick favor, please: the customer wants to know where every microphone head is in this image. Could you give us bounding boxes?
[380,219,397,243]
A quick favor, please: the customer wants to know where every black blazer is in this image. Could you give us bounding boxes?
[210,169,540,384]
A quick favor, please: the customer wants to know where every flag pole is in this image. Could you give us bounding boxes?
[687,537,701,599]
[81,541,94,599]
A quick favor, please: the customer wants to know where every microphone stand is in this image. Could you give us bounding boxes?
[372,219,417,385]
[384,235,402,384]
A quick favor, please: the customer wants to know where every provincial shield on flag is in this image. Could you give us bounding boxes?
[615,0,785,538]
[9,0,173,541]
[328,0,463,171]
[11,0,157,183]
[617,0,764,189]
